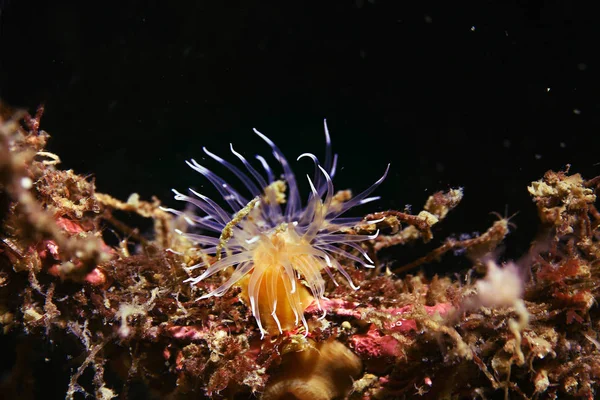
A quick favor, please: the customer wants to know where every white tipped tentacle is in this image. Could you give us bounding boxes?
[172,121,388,338]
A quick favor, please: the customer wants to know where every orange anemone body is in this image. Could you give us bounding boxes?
[239,228,320,335]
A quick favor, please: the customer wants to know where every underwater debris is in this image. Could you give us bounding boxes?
[1,103,599,399]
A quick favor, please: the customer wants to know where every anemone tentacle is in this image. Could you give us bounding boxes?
[168,120,388,338]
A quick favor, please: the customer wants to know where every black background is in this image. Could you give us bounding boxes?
[0,1,599,396]
[1,0,598,272]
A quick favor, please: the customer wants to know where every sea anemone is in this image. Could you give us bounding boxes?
[165,120,389,337]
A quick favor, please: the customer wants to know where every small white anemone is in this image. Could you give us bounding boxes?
[163,120,389,337]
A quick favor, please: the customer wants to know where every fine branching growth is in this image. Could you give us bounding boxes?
[2,104,599,400]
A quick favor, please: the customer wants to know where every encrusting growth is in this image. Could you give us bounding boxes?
[164,121,389,337]
[3,104,600,398]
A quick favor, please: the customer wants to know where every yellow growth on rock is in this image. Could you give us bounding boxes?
[262,339,362,400]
